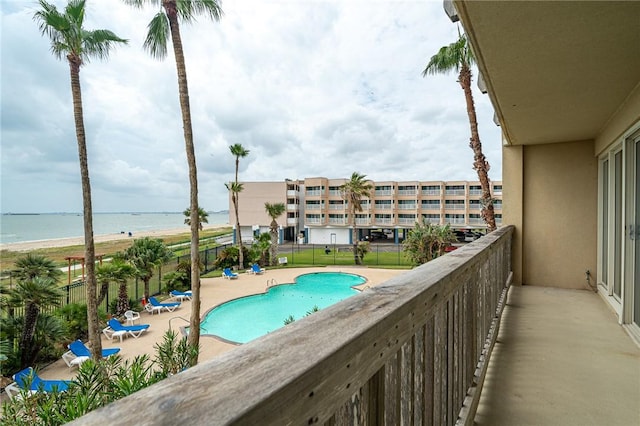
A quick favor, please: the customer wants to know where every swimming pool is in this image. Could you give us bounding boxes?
[199,272,366,344]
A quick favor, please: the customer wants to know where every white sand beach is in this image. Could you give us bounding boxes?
[0,224,231,252]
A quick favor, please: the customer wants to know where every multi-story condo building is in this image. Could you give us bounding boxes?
[230,178,502,244]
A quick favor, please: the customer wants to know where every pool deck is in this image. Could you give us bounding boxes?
[34,266,405,382]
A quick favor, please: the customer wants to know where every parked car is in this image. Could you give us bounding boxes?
[371,231,387,240]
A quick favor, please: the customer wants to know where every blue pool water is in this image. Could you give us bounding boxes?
[199,272,366,344]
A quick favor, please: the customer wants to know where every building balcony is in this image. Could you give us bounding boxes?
[286,204,298,211]
[306,218,322,224]
[421,189,441,196]
[398,217,416,225]
[67,226,640,426]
[354,218,370,225]
[305,204,322,210]
[328,204,345,210]
[286,218,298,225]
[328,218,346,225]
[444,204,465,210]
[373,204,393,210]
[286,189,299,196]
[397,204,417,210]
[374,218,393,225]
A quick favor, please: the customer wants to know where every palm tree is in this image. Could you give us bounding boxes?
[124,0,223,365]
[229,143,250,269]
[183,207,209,230]
[423,31,496,232]
[264,202,285,266]
[8,277,63,368]
[34,0,128,360]
[96,261,136,314]
[402,220,458,265]
[124,237,173,302]
[340,172,373,265]
[13,254,63,282]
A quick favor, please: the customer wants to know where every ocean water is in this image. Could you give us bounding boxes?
[0,212,230,244]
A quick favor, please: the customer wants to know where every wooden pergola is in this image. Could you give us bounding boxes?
[64,254,104,285]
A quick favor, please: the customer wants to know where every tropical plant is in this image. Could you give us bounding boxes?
[1,330,199,425]
[183,207,209,230]
[214,245,249,270]
[95,260,136,311]
[57,303,93,342]
[229,143,250,269]
[124,0,223,366]
[123,237,173,301]
[162,259,202,292]
[423,31,496,231]
[34,0,128,360]
[402,220,458,265]
[6,277,64,368]
[30,314,68,365]
[265,202,285,266]
[154,329,199,376]
[340,172,373,265]
[249,232,272,266]
[12,254,63,282]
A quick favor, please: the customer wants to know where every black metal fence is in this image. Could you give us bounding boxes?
[3,242,411,316]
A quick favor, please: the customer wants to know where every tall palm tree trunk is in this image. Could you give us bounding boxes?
[165,4,200,364]
[69,59,102,359]
[459,66,496,232]
[233,194,244,268]
[351,207,361,265]
[19,304,39,368]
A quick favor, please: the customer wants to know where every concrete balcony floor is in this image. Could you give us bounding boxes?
[475,286,640,426]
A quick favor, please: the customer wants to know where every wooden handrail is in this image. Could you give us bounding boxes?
[71,226,514,426]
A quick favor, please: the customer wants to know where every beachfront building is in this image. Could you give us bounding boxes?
[232,178,502,244]
[227,180,302,244]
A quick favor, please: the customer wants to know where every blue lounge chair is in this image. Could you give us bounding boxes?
[145,296,181,314]
[170,289,193,301]
[249,263,265,275]
[103,318,150,342]
[63,339,121,368]
[6,367,71,399]
[223,268,239,280]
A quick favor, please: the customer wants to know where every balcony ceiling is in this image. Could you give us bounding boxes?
[454,1,640,146]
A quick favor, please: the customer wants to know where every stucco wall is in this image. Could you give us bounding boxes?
[307,228,351,245]
[522,140,598,288]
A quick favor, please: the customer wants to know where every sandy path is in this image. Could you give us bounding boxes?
[0,224,231,252]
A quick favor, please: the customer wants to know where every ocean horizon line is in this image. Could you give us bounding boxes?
[2,210,229,215]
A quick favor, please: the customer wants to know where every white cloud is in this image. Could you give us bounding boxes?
[1,0,502,213]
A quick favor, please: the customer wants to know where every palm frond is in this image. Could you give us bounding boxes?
[82,29,129,63]
[177,0,223,24]
[65,0,86,28]
[143,12,170,59]
[422,33,474,77]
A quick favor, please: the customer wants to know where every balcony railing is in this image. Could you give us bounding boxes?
[445,204,465,210]
[328,204,345,210]
[446,217,466,224]
[328,218,346,225]
[445,189,466,196]
[374,218,393,225]
[398,217,416,224]
[305,204,322,210]
[286,218,298,225]
[307,190,323,196]
[306,217,322,224]
[287,204,299,211]
[422,189,441,196]
[374,204,393,210]
[75,227,514,426]
[398,204,417,210]
[375,190,393,196]
[354,218,370,225]
[397,190,417,196]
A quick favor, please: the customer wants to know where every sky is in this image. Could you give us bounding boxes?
[0,0,503,213]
